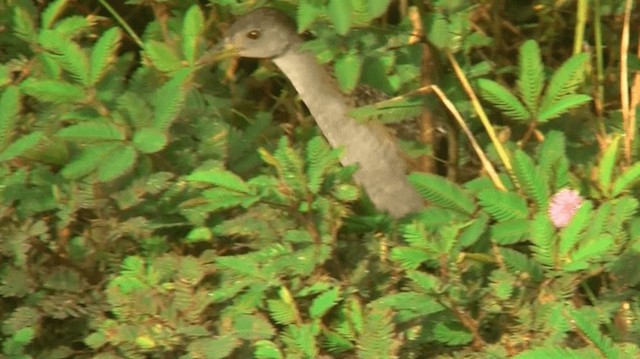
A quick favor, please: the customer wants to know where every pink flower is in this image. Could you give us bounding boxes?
[548,189,584,228]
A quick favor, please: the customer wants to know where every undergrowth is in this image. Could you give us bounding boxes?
[1,0,640,358]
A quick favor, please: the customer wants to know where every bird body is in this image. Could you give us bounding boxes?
[215,8,424,217]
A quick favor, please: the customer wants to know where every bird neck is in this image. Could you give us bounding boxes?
[272,45,424,217]
[272,45,349,145]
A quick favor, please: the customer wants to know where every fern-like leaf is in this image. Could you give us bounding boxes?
[408,173,476,215]
[13,7,37,43]
[0,86,20,150]
[570,308,620,358]
[537,131,566,186]
[529,213,556,269]
[97,144,137,182]
[152,68,190,130]
[562,234,613,272]
[187,169,252,194]
[56,122,125,142]
[499,247,544,281]
[349,96,424,124]
[598,135,622,196]
[254,340,284,359]
[558,200,593,257]
[477,79,531,121]
[356,309,396,359]
[517,40,544,115]
[61,142,119,179]
[309,287,340,319]
[40,0,69,29]
[537,94,591,122]
[390,247,430,270]
[38,30,90,85]
[272,137,307,196]
[513,149,549,208]
[433,322,473,345]
[612,162,640,196]
[540,52,589,110]
[477,188,529,221]
[20,79,85,103]
[90,27,121,85]
[491,218,530,245]
[182,5,205,64]
[305,136,340,194]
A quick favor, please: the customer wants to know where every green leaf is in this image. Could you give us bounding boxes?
[153,68,190,129]
[537,131,566,185]
[13,7,37,43]
[41,0,70,29]
[182,5,205,64]
[409,173,476,215]
[327,0,353,35]
[267,299,297,325]
[297,0,323,31]
[90,27,122,85]
[53,15,91,38]
[500,247,544,280]
[598,135,622,195]
[0,131,44,161]
[334,51,363,93]
[612,162,640,196]
[366,0,391,18]
[537,94,591,122]
[563,235,613,272]
[517,40,544,115]
[187,336,239,359]
[529,213,555,268]
[305,136,340,193]
[390,247,430,269]
[426,12,449,49]
[541,52,589,110]
[491,219,530,245]
[0,86,20,150]
[357,310,395,359]
[38,30,90,85]
[433,323,473,345]
[514,347,586,359]
[309,287,340,319]
[512,149,548,208]
[56,122,124,141]
[559,201,593,256]
[12,327,35,344]
[458,214,489,247]
[133,127,168,154]
[477,79,530,121]
[477,188,529,221]
[188,169,252,194]
[20,79,85,103]
[254,340,283,359]
[61,142,118,179]
[97,145,137,182]
[406,270,441,292]
[145,40,183,73]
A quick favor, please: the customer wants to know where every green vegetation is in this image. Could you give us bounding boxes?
[1,0,640,358]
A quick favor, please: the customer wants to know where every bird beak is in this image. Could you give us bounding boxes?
[197,39,239,65]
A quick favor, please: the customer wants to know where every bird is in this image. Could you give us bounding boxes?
[202,7,424,218]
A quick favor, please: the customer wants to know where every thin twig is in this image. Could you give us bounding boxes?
[620,0,633,165]
[97,0,143,48]
[446,51,513,178]
[573,0,588,55]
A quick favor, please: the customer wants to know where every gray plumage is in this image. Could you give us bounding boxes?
[215,8,424,217]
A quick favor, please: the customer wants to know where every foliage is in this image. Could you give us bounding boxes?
[1,0,640,358]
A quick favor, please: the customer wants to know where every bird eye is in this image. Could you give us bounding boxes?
[246,30,261,39]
